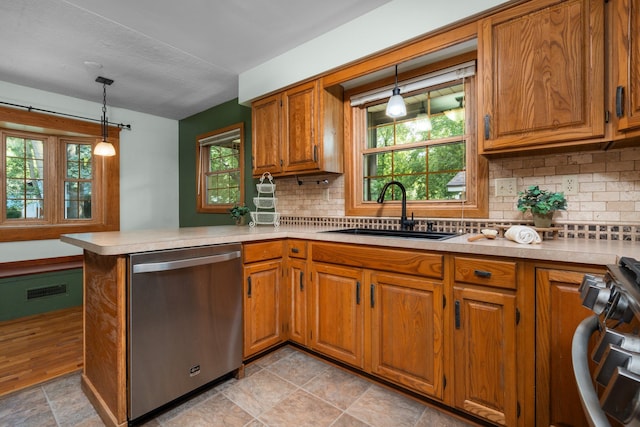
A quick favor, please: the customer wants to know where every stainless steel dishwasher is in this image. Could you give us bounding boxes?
[127,243,242,421]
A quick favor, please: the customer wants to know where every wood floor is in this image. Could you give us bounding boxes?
[0,306,83,397]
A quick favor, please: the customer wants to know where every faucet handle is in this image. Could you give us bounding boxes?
[404,213,415,231]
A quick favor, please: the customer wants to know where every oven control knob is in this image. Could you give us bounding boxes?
[595,345,640,386]
[593,330,640,363]
[579,274,606,299]
[600,367,640,424]
[606,292,635,324]
[581,282,612,315]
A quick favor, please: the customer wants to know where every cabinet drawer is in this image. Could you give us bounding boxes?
[287,240,307,259]
[312,242,443,279]
[454,257,517,290]
[243,240,284,263]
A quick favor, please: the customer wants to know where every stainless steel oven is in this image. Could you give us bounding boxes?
[574,257,640,426]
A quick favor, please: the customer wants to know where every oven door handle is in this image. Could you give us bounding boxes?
[132,251,241,274]
[572,315,612,427]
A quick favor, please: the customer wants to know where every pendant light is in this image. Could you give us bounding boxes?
[94,76,116,157]
[386,65,407,118]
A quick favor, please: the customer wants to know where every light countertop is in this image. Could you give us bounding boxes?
[61,225,640,266]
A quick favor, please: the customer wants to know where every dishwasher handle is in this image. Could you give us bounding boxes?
[132,251,241,274]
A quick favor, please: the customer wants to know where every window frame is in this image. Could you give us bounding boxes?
[344,59,488,219]
[0,106,120,242]
[195,122,245,214]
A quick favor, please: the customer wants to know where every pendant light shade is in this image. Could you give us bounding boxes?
[94,76,116,157]
[94,140,116,156]
[386,65,407,118]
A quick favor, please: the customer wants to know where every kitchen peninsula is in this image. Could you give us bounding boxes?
[62,225,640,427]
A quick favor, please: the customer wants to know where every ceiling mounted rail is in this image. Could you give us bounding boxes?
[0,100,132,130]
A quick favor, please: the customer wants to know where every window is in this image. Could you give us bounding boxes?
[196,123,244,213]
[0,106,119,242]
[362,82,467,202]
[345,60,487,218]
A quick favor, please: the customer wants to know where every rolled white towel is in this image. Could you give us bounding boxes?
[504,226,541,244]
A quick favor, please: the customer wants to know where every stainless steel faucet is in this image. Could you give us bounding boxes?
[376,180,415,231]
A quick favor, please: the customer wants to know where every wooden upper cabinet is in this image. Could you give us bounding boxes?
[251,79,343,177]
[252,94,282,175]
[479,0,605,153]
[611,0,640,136]
[282,81,319,173]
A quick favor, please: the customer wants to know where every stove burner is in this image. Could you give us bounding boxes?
[620,257,640,287]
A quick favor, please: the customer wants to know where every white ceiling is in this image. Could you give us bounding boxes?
[0,0,390,120]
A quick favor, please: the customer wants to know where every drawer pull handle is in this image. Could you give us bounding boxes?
[247,277,252,298]
[299,271,304,291]
[455,301,461,329]
[356,281,361,305]
[474,269,492,278]
[291,247,300,254]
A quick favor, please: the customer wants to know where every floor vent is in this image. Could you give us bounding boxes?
[27,284,68,300]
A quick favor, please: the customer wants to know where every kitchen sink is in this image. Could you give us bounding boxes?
[324,228,458,241]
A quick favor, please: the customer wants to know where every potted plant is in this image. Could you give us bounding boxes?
[517,185,567,228]
[229,204,250,225]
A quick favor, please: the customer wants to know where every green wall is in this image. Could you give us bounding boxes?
[0,269,82,321]
[178,98,255,227]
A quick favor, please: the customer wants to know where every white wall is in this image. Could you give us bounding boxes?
[0,81,179,262]
[239,0,509,103]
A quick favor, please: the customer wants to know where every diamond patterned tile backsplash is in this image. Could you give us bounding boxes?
[272,145,640,241]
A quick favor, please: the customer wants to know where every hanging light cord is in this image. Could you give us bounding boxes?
[0,100,131,130]
[101,82,108,139]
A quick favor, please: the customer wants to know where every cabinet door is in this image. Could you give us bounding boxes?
[480,0,605,152]
[536,268,597,427]
[310,263,364,368]
[287,258,307,345]
[252,93,282,176]
[282,80,319,173]
[453,286,517,426]
[612,0,640,133]
[243,259,283,358]
[370,272,444,399]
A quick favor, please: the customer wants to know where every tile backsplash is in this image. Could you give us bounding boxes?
[271,145,640,239]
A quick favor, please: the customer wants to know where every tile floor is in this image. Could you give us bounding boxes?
[0,346,474,427]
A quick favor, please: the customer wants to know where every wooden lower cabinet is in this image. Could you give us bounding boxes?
[310,263,364,368]
[370,271,444,399]
[287,257,308,345]
[309,242,446,401]
[453,285,518,426]
[243,259,284,358]
[535,267,600,427]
